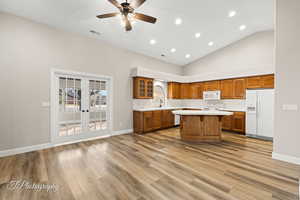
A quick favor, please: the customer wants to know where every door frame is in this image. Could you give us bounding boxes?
[50,68,113,144]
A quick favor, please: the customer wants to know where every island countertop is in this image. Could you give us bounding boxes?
[172,110,233,116]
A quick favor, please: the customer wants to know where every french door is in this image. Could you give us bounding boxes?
[51,70,112,143]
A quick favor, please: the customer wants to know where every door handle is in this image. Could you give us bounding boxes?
[86,110,89,113]
[82,110,85,112]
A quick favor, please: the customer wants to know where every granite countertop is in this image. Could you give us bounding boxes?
[172,110,234,116]
[133,107,245,112]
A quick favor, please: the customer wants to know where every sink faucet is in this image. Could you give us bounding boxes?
[159,98,164,107]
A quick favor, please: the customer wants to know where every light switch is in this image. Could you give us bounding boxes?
[42,102,50,108]
[282,104,298,111]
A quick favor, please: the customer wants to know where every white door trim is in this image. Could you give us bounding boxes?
[50,68,113,144]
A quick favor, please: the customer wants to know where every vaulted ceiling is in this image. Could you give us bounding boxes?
[0,0,274,66]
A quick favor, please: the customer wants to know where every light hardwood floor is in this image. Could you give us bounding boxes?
[0,128,299,200]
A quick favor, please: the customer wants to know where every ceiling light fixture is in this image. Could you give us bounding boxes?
[195,33,201,38]
[208,41,214,46]
[150,39,157,45]
[228,10,237,18]
[175,18,183,25]
[170,48,177,53]
[239,25,247,31]
[185,54,191,59]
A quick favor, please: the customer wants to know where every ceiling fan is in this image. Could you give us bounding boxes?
[97,0,157,31]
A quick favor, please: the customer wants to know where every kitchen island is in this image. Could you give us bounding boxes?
[172,110,233,142]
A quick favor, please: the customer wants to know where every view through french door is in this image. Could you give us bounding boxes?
[51,70,112,144]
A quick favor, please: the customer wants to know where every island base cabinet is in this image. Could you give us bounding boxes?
[180,115,222,142]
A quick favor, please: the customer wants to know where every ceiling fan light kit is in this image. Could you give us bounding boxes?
[97,0,157,31]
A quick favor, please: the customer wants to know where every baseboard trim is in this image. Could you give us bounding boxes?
[112,129,133,136]
[272,152,300,165]
[0,129,133,158]
[0,143,52,158]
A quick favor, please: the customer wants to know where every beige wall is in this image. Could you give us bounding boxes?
[183,31,275,78]
[0,12,182,150]
[274,0,300,158]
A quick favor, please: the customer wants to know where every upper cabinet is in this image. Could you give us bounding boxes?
[133,77,154,99]
[220,78,246,99]
[232,78,246,99]
[190,82,204,99]
[168,82,181,99]
[246,74,274,89]
[220,79,234,99]
[166,74,274,100]
[204,81,220,91]
[180,83,192,99]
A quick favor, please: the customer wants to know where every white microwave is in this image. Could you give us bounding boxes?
[203,91,221,100]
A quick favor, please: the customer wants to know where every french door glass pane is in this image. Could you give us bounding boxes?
[58,77,82,136]
[88,80,108,131]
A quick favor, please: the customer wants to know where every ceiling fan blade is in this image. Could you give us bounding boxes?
[124,16,132,31]
[107,0,122,10]
[97,13,119,19]
[134,13,157,24]
[130,0,146,9]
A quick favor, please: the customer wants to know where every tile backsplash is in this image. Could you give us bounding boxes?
[133,99,246,111]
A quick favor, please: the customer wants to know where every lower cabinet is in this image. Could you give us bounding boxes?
[222,112,245,134]
[133,110,175,134]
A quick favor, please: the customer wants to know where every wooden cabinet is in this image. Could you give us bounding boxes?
[190,82,204,99]
[261,75,275,89]
[152,110,162,130]
[168,82,181,99]
[143,111,153,132]
[133,110,175,134]
[221,80,234,99]
[162,110,175,128]
[233,78,246,99]
[232,112,245,133]
[133,77,154,99]
[220,78,245,99]
[222,115,233,130]
[222,112,245,134]
[246,74,274,89]
[204,81,220,91]
[180,83,192,99]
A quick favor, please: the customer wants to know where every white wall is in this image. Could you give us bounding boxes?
[183,31,275,78]
[0,12,182,151]
[273,0,300,160]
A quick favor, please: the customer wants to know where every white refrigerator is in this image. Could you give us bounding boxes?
[246,89,274,139]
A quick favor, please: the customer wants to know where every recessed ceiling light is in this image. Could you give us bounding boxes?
[170,48,176,53]
[175,18,183,25]
[185,54,191,59]
[228,11,237,18]
[239,25,247,31]
[208,41,214,46]
[150,39,156,45]
[195,33,201,38]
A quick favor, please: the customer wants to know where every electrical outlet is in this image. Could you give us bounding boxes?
[282,104,298,111]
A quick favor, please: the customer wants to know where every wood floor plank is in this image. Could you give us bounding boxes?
[0,128,299,200]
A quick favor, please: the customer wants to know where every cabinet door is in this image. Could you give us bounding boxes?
[222,115,233,130]
[233,78,246,99]
[143,111,153,132]
[162,110,175,128]
[204,81,220,91]
[246,76,261,89]
[232,112,245,134]
[261,75,274,89]
[133,111,144,134]
[190,83,203,99]
[180,83,191,99]
[152,110,162,130]
[220,80,234,99]
[168,82,181,99]
[146,79,153,98]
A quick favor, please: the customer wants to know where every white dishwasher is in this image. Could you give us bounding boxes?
[175,114,180,126]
